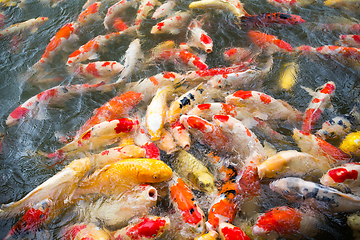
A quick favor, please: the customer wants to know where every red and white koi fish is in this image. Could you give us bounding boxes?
[293,128,351,165]
[151,10,191,35]
[189,0,246,17]
[339,34,360,48]
[31,22,79,70]
[75,61,124,82]
[169,121,191,150]
[3,199,52,240]
[143,40,176,64]
[112,17,129,31]
[151,0,175,19]
[227,0,248,15]
[175,49,208,70]
[180,115,229,150]
[62,223,111,240]
[240,12,305,28]
[76,2,101,27]
[135,0,159,26]
[75,91,143,138]
[187,19,213,53]
[223,47,253,63]
[267,0,315,9]
[302,81,336,133]
[252,206,321,239]
[167,83,206,124]
[113,216,170,240]
[169,176,206,236]
[226,90,302,123]
[208,56,273,89]
[321,163,360,195]
[257,150,331,179]
[116,38,143,83]
[77,184,157,228]
[270,177,360,212]
[48,118,138,164]
[248,30,293,53]
[104,0,139,30]
[218,222,251,240]
[213,115,266,160]
[155,129,177,154]
[0,17,48,38]
[296,44,360,62]
[6,81,117,127]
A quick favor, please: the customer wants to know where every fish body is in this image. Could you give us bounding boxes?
[169,121,191,150]
[293,128,351,165]
[135,0,159,26]
[241,12,305,28]
[194,231,218,240]
[278,60,299,91]
[62,223,111,240]
[76,2,101,26]
[155,129,177,154]
[218,222,251,240]
[75,91,143,138]
[0,17,48,38]
[112,17,129,31]
[74,158,172,198]
[6,81,116,127]
[169,176,206,235]
[104,0,139,29]
[339,34,360,48]
[151,11,191,35]
[113,216,170,240]
[267,0,315,8]
[151,0,175,19]
[75,61,124,81]
[339,131,360,157]
[248,30,293,53]
[226,90,302,122]
[302,81,336,133]
[257,150,331,179]
[189,0,246,17]
[187,19,213,53]
[3,199,52,240]
[270,177,360,212]
[188,63,249,81]
[306,45,360,62]
[175,49,208,70]
[223,47,253,63]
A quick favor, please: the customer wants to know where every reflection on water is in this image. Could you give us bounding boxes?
[0,0,359,238]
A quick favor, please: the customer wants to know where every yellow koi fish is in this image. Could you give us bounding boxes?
[189,0,246,18]
[339,131,360,157]
[278,59,299,91]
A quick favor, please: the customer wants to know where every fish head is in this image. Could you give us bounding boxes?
[190,170,217,196]
[137,159,173,183]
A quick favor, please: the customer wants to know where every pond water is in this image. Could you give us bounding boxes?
[0,0,359,239]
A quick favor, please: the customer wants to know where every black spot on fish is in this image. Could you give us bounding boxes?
[197,88,204,94]
[279,13,292,19]
[224,189,236,198]
[190,208,195,214]
[191,198,195,201]
[329,119,335,125]
[188,93,195,100]
[179,97,190,109]
[62,87,69,93]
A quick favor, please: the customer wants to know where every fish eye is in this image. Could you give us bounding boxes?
[153,174,159,179]
[199,182,205,188]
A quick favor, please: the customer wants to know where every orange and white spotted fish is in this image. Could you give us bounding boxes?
[151,10,191,35]
[218,222,251,240]
[135,0,159,27]
[75,61,124,82]
[0,17,48,38]
[151,0,175,19]
[248,30,293,53]
[6,81,117,127]
[240,12,305,28]
[76,2,101,27]
[62,223,111,240]
[302,81,336,133]
[223,47,253,63]
[187,19,213,53]
[175,49,208,70]
[338,34,360,48]
[103,0,139,30]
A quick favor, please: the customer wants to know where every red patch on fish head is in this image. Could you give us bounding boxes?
[320,83,335,94]
[186,116,209,132]
[224,48,238,57]
[102,61,111,67]
[328,168,358,183]
[115,118,134,133]
[85,62,101,77]
[233,90,253,99]
[200,34,212,44]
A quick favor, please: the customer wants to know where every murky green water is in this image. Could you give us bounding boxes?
[0,0,359,238]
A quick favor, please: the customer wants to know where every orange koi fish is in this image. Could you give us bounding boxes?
[187,19,213,53]
[321,163,360,195]
[169,176,206,235]
[339,34,360,48]
[241,12,305,28]
[113,216,170,240]
[6,81,117,127]
[252,206,321,239]
[3,199,52,240]
[302,81,336,133]
[62,223,111,240]
[0,17,48,38]
[218,222,251,240]
[104,0,139,30]
[180,115,229,150]
[75,91,143,138]
[248,30,293,53]
[75,61,124,81]
[151,0,175,19]
[169,121,191,150]
[293,128,351,165]
[76,2,101,26]
[151,10,191,35]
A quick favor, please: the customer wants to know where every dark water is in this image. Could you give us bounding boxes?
[0,0,359,239]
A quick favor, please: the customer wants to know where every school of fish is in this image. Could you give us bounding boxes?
[0,0,360,239]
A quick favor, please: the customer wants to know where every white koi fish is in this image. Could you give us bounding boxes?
[151,0,175,19]
[188,0,246,18]
[135,0,159,27]
[104,0,139,30]
[151,11,191,35]
[169,121,191,150]
[75,61,124,82]
[76,2,102,27]
[223,47,253,63]
[187,19,213,53]
[0,17,48,38]
[175,49,208,70]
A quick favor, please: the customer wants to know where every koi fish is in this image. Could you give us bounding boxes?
[267,0,315,9]
[76,2,101,26]
[226,90,302,123]
[339,34,360,48]
[252,206,321,239]
[155,129,177,154]
[112,17,129,31]
[62,223,111,240]
[151,0,175,19]
[75,61,124,81]
[103,0,139,30]
[194,231,218,240]
[302,81,336,133]
[218,222,251,240]
[0,17,48,38]
[339,131,360,157]
[75,91,143,138]
[180,115,229,150]
[73,158,172,198]
[135,0,159,27]
[0,157,91,219]
[48,118,138,164]
[187,19,213,53]
[293,128,351,165]
[189,0,246,17]
[297,45,360,63]
[175,49,209,70]
[169,176,206,235]
[169,121,191,150]
[257,150,331,179]
[3,199,52,240]
[213,115,266,160]
[324,0,360,9]
[151,11,191,35]
[347,212,360,239]
[143,40,176,64]
[223,47,253,63]
[77,184,157,228]
[270,177,360,212]
[321,163,360,195]
[278,59,299,91]
[6,81,117,128]
[240,12,305,28]
[173,149,217,197]
[248,30,293,53]
[113,216,170,240]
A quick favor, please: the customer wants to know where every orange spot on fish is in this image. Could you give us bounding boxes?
[233,90,253,99]
[149,76,159,85]
[200,33,212,44]
[260,93,271,104]
[101,150,109,155]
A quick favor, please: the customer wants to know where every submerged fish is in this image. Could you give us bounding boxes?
[0,17,48,38]
[189,0,246,17]
[339,131,360,157]
[240,12,305,28]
